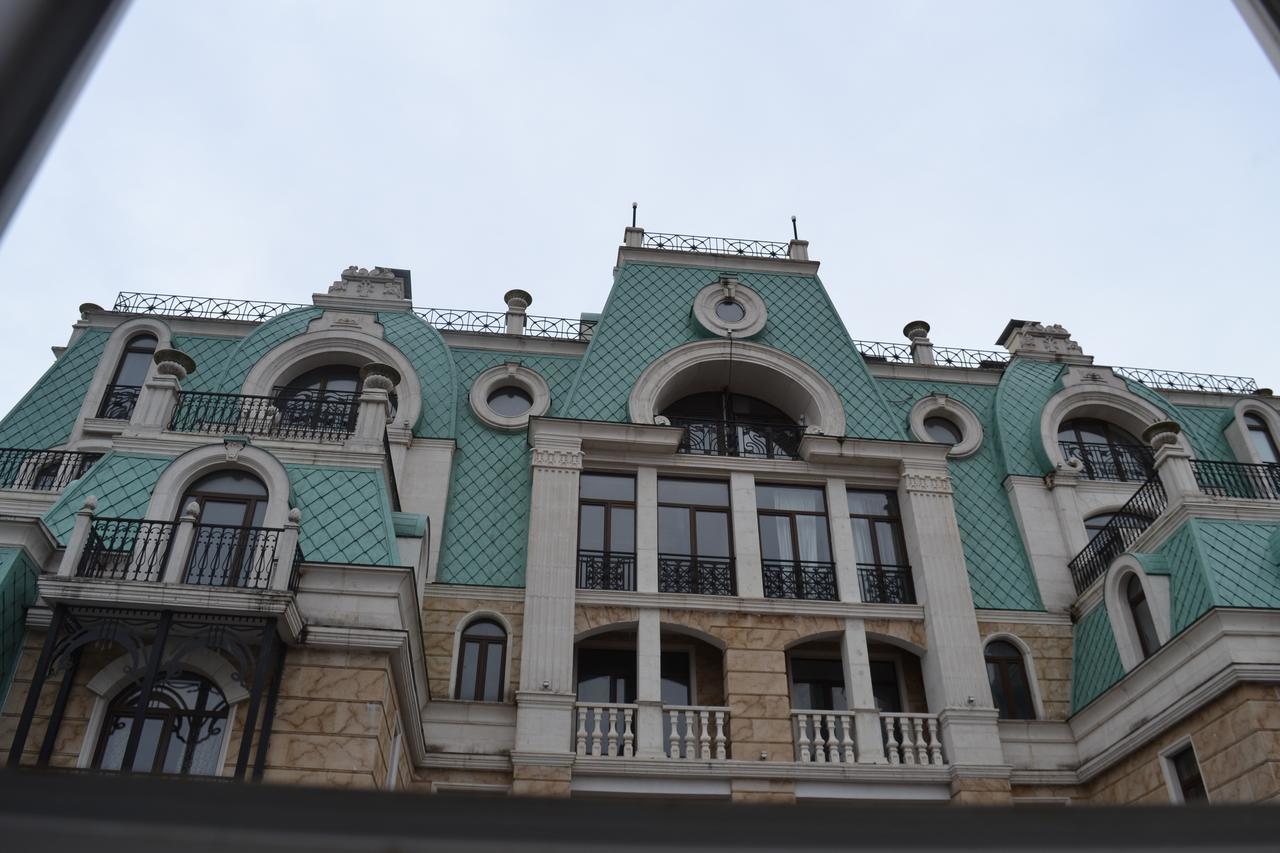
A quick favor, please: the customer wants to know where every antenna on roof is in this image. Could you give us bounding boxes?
[791,215,798,241]
[631,202,638,228]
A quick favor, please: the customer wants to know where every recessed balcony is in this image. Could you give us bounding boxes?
[791,710,946,766]
[573,702,731,760]
[672,417,802,461]
[169,389,359,442]
[1059,440,1154,482]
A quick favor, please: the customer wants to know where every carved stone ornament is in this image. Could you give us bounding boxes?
[223,436,249,462]
[1141,420,1182,450]
[359,362,401,392]
[902,320,931,342]
[901,471,954,495]
[328,266,405,300]
[1002,322,1087,359]
[531,447,584,471]
[152,349,196,381]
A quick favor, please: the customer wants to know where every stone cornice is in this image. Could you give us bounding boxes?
[529,416,682,457]
[420,752,513,771]
[443,336,588,357]
[575,589,925,622]
[572,755,951,783]
[108,432,393,469]
[615,247,820,277]
[865,362,1004,385]
[974,609,1072,626]
[424,584,525,604]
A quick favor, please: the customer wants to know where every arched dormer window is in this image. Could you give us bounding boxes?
[984,640,1036,720]
[97,333,157,419]
[1057,418,1153,482]
[663,391,801,460]
[454,618,507,702]
[273,365,396,435]
[1244,413,1279,465]
[1126,573,1161,660]
[181,470,272,588]
[92,671,230,775]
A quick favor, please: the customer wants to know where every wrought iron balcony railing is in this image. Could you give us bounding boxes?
[672,417,803,461]
[77,518,176,583]
[1191,461,1280,501]
[856,563,916,605]
[1068,476,1167,594]
[640,232,791,259]
[169,390,359,441]
[852,340,1009,369]
[0,449,98,492]
[577,550,636,591]
[185,523,281,589]
[657,554,735,596]
[1060,441,1154,482]
[1112,366,1258,395]
[761,559,837,601]
[96,384,141,420]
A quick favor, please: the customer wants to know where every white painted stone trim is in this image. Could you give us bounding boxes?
[980,631,1047,720]
[143,442,293,529]
[1158,734,1204,804]
[468,363,551,431]
[907,395,984,459]
[573,588,925,621]
[627,339,846,437]
[70,317,172,447]
[1224,397,1280,465]
[690,277,768,339]
[1103,556,1172,672]
[446,609,517,702]
[1039,374,1184,469]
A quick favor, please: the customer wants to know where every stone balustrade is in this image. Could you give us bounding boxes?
[663,705,729,760]
[574,702,636,757]
[792,710,947,766]
[791,710,857,764]
[882,712,945,766]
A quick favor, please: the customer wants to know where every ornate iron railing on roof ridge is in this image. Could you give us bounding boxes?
[1110,366,1258,395]
[853,340,1008,369]
[113,292,596,341]
[853,340,912,364]
[641,232,791,259]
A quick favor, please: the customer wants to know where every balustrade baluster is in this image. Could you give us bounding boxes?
[575,707,588,756]
[681,710,696,761]
[899,717,916,765]
[622,708,634,758]
[606,708,619,756]
[713,711,727,760]
[812,715,827,764]
[883,716,900,765]
[590,708,604,757]
[913,717,928,764]
[796,714,812,762]
[698,710,711,760]
[927,718,943,765]
[839,715,855,763]
[668,710,681,759]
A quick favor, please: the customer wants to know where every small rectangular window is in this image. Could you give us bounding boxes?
[1168,744,1208,803]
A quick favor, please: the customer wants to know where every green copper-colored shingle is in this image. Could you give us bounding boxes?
[43,453,171,542]
[1070,604,1125,712]
[376,312,457,438]
[0,329,111,449]
[171,334,243,393]
[284,464,399,565]
[1193,519,1280,610]
[564,262,903,439]
[877,378,1043,611]
[435,348,583,587]
[1168,404,1235,461]
[992,359,1065,477]
[214,307,324,393]
[0,548,38,706]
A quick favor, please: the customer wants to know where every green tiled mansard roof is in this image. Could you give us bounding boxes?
[0,329,110,449]
[212,307,323,393]
[1070,604,1124,712]
[564,262,903,439]
[0,548,39,701]
[435,348,583,587]
[284,464,399,565]
[992,359,1064,477]
[376,312,457,438]
[877,378,1043,611]
[44,453,170,542]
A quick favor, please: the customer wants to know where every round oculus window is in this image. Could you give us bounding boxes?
[486,386,533,417]
[714,299,747,322]
[923,416,963,446]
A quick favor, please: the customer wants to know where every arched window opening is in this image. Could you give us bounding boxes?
[663,391,800,460]
[455,619,507,702]
[923,416,963,446]
[1058,417,1153,482]
[1125,574,1161,660]
[984,640,1036,720]
[92,671,230,776]
[181,470,273,587]
[1244,413,1279,464]
[273,365,398,433]
[98,333,157,419]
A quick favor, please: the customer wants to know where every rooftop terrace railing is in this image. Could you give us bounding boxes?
[640,232,792,259]
[1111,366,1258,395]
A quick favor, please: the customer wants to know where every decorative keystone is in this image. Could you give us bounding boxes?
[653,415,671,426]
[504,289,533,312]
[902,320,931,342]
[359,362,401,392]
[1142,420,1182,450]
[153,348,196,380]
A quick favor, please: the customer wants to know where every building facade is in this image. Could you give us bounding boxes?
[1,228,1278,804]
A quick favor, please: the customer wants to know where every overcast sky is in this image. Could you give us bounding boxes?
[1,0,1278,415]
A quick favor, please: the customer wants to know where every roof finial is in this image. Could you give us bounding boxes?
[631,202,638,228]
[791,215,798,241]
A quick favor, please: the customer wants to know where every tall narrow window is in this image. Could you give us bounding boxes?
[92,672,230,776]
[1167,744,1208,803]
[657,478,734,596]
[847,490,914,604]
[455,619,507,702]
[577,474,636,590]
[1126,574,1161,659]
[984,640,1036,720]
[757,484,834,600]
[181,470,270,588]
[1244,413,1279,464]
[98,333,157,419]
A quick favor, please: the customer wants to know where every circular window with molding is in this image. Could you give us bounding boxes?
[692,276,767,339]
[908,395,983,458]
[470,363,551,430]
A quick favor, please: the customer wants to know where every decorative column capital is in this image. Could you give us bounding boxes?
[531,446,584,471]
[901,468,954,496]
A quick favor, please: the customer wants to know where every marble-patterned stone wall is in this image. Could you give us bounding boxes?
[423,595,524,700]
[977,619,1074,720]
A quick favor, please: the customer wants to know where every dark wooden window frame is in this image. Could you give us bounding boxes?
[847,490,908,568]
[454,619,508,702]
[756,486,831,563]
[1125,573,1161,659]
[180,472,270,587]
[578,476,637,557]
[1244,413,1280,463]
[984,640,1037,720]
[657,478,733,562]
[1167,743,1208,803]
[110,333,158,386]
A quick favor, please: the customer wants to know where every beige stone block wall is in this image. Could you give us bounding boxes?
[511,762,572,797]
[730,777,796,804]
[408,765,513,794]
[950,775,1013,804]
[423,595,524,700]
[977,620,1073,720]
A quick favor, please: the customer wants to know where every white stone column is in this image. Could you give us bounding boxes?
[353,363,398,445]
[897,463,1004,767]
[825,478,861,603]
[515,438,584,756]
[729,472,762,598]
[504,289,531,336]
[271,508,303,591]
[1147,423,1199,507]
[623,226,644,248]
[56,496,97,578]
[161,500,201,584]
[636,467,658,594]
[903,321,934,366]
[840,617,886,763]
[635,608,664,757]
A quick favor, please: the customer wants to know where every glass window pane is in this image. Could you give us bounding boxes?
[115,351,153,386]
[658,505,692,554]
[986,661,1008,717]
[695,511,730,558]
[1006,662,1034,719]
[794,515,831,562]
[873,520,904,564]
[1248,428,1279,464]
[486,386,532,417]
[458,642,480,700]
[660,652,691,705]
[847,489,892,517]
[580,474,634,502]
[194,499,249,527]
[187,470,268,497]
[923,417,962,445]
[870,661,902,712]
[130,717,165,772]
[464,620,505,639]
[757,514,793,561]
[184,716,225,775]
[610,507,635,553]
[97,715,133,771]
[658,478,729,506]
[578,505,605,551]
[483,643,504,701]
[756,484,825,513]
[849,517,875,564]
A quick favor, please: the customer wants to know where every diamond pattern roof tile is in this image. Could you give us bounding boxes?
[214,307,323,393]
[1070,604,1125,713]
[377,312,457,438]
[43,453,170,542]
[992,359,1065,477]
[171,334,242,393]
[0,548,38,699]
[284,464,399,565]
[0,329,110,449]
